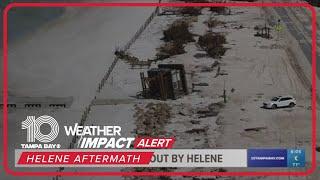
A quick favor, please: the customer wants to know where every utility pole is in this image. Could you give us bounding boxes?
[223,78,227,103]
[276,19,282,42]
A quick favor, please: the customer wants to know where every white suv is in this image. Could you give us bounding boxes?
[263,96,296,109]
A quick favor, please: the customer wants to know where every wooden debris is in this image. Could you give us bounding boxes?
[244,127,267,132]
[185,128,206,134]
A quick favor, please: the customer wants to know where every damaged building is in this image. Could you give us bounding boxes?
[140,64,188,100]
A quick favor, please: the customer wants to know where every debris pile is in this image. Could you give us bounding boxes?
[156,42,185,60]
[134,102,171,136]
[125,102,174,175]
[185,128,207,134]
[115,50,152,67]
[244,127,267,132]
[196,101,225,118]
[205,17,225,29]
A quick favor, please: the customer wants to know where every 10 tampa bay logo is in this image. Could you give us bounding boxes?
[21,115,61,149]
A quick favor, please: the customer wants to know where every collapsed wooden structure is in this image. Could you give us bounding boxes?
[140,64,188,100]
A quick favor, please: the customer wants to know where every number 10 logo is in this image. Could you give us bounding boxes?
[21,115,59,143]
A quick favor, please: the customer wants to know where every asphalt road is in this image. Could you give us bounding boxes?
[274,7,320,78]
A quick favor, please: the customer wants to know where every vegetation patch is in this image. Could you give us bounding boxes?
[210,7,229,15]
[180,0,210,15]
[162,20,195,43]
[156,19,194,60]
[179,7,202,16]
[198,32,227,58]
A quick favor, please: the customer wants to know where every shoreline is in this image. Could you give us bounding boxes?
[0,7,66,48]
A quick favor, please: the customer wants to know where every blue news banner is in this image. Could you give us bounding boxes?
[247,149,305,168]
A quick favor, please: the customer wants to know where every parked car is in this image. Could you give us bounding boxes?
[263,96,296,109]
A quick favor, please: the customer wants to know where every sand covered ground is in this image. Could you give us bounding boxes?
[67,6,317,179]
[0,1,319,180]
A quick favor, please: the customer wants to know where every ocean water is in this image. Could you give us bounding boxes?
[0,7,65,46]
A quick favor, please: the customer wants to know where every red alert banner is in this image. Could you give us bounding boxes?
[17,151,154,165]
